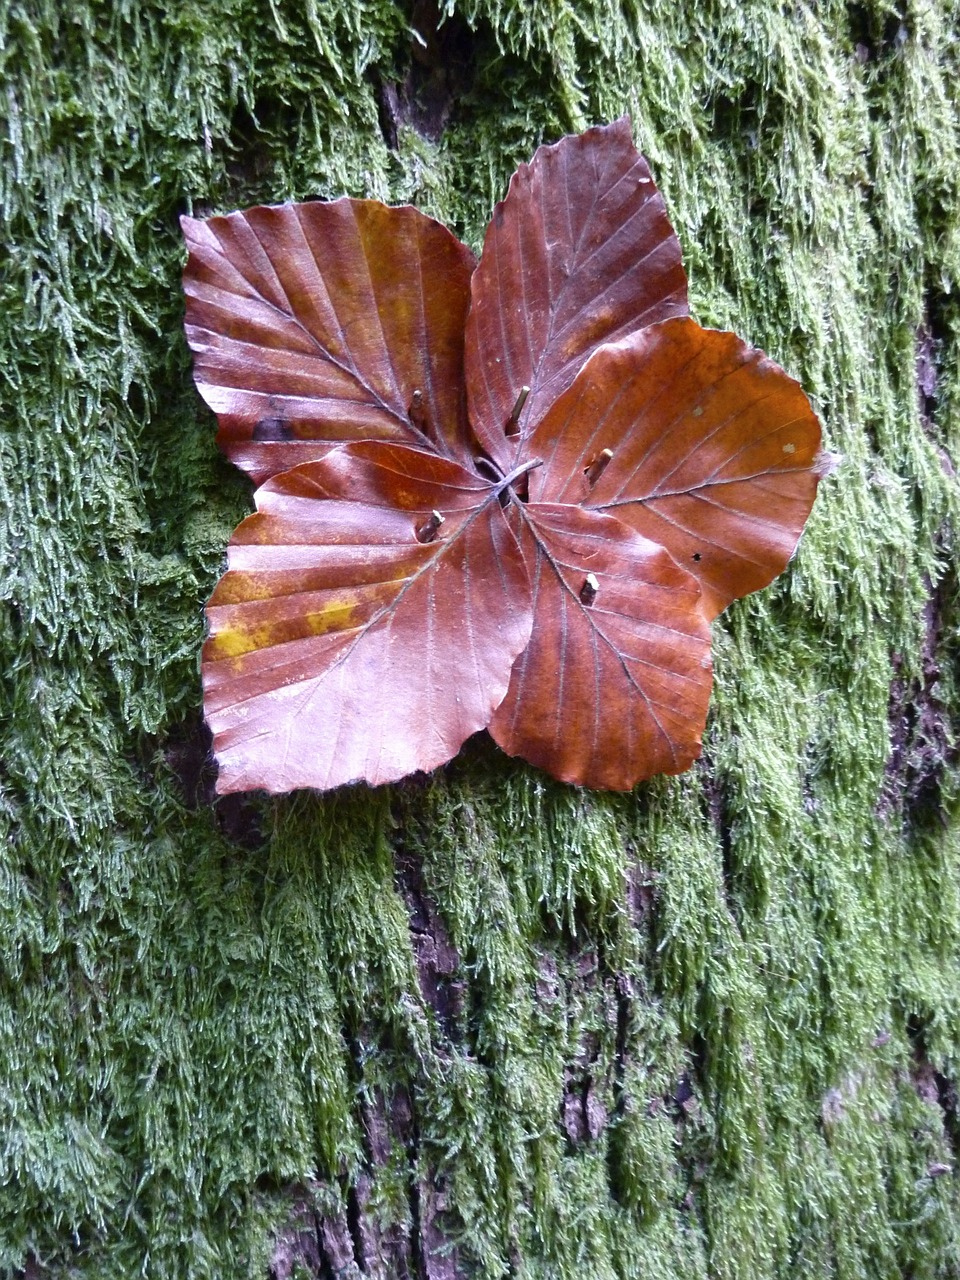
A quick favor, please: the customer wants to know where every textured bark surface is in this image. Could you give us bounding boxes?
[2,0,960,1277]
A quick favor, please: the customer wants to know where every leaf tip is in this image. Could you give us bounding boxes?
[179,212,202,239]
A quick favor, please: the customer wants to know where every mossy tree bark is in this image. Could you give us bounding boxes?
[2,1,960,1277]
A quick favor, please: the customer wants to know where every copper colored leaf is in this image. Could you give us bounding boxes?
[527,318,825,617]
[203,443,532,792]
[182,200,476,484]
[489,504,713,790]
[184,121,829,796]
[464,117,688,467]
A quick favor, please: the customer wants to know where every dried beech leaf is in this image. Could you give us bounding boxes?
[184,121,829,795]
[527,318,824,617]
[489,503,713,790]
[203,443,532,792]
[464,117,688,467]
[182,200,476,484]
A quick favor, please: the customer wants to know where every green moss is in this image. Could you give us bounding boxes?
[2,0,960,1274]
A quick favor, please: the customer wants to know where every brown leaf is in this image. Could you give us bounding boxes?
[489,503,712,790]
[464,118,688,468]
[526,318,824,617]
[203,443,532,792]
[182,200,476,484]
[184,122,828,795]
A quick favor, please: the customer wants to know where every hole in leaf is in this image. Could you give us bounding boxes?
[505,385,530,436]
[584,449,613,486]
[473,456,502,483]
[252,416,293,442]
[409,388,427,431]
[415,510,444,543]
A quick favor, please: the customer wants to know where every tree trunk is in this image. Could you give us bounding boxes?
[2,1,960,1276]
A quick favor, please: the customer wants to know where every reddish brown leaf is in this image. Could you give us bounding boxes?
[182,200,476,484]
[464,118,688,468]
[184,123,828,795]
[203,443,532,792]
[489,503,713,790]
[526,318,824,617]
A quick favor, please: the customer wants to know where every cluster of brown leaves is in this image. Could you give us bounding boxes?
[182,119,826,795]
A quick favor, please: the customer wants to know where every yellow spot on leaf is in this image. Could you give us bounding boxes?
[207,597,363,660]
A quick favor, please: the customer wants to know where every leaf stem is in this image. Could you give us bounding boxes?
[495,456,542,500]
